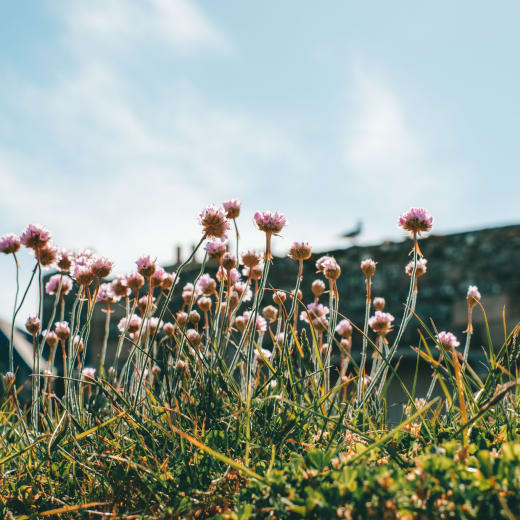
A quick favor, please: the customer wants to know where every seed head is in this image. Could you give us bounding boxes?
[163,322,176,337]
[176,311,188,327]
[221,252,237,271]
[262,305,278,323]
[197,296,212,313]
[73,265,94,286]
[57,249,73,271]
[43,330,58,348]
[112,276,131,297]
[186,329,201,347]
[35,243,58,267]
[189,310,201,325]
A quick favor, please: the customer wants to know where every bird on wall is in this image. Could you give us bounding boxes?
[340,220,363,244]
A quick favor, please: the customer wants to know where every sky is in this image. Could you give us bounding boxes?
[1,0,520,319]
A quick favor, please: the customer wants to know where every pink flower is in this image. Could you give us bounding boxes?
[398,207,433,235]
[405,258,428,277]
[373,297,386,311]
[54,321,70,340]
[0,233,21,254]
[111,276,131,298]
[253,211,287,234]
[97,283,121,303]
[150,267,166,288]
[57,249,73,272]
[196,274,217,296]
[322,257,341,281]
[34,243,58,267]
[254,348,272,363]
[72,265,94,286]
[118,314,142,334]
[241,249,262,268]
[199,205,230,239]
[243,311,267,333]
[43,330,58,348]
[233,281,252,302]
[45,274,73,296]
[300,302,329,323]
[136,255,156,277]
[161,272,178,290]
[163,322,176,337]
[335,319,352,338]
[126,272,145,291]
[81,367,96,380]
[91,256,114,279]
[216,266,241,284]
[72,249,95,268]
[467,285,481,304]
[25,314,41,335]
[20,224,51,249]
[312,279,326,297]
[288,242,312,261]
[144,317,163,333]
[316,256,333,273]
[222,199,241,219]
[205,238,228,260]
[360,258,376,278]
[368,311,395,336]
[436,331,460,349]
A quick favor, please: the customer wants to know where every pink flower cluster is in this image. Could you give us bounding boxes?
[398,207,433,234]
[0,233,21,255]
[368,311,395,336]
[436,331,460,349]
[45,274,73,296]
[254,211,287,234]
[199,205,230,239]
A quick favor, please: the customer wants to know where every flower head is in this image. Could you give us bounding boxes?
[81,367,96,381]
[20,224,51,249]
[368,311,395,336]
[241,249,262,268]
[216,266,240,284]
[118,314,142,334]
[34,243,58,267]
[199,205,230,239]
[233,281,252,302]
[242,311,267,333]
[72,265,94,286]
[196,274,217,296]
[25,315,41,335]
[316,256,332,273]
[43,330,58,348]
[223,199,241,219]
[136,255,156,278]
[254,348,272,363]
[112,276,131,298]
[405,258,428,277]
[262,305,278,323]
[288,241,312,261]
[312,279,326,297]
[205,238,228,260]
[373,297,386,311]
[54,321,70,340]
[322,257,341,281]
[221,252,237,271]
[436,331,460,349]
[300,302,329,323]
[398,207,433,235]
[57,249,73,272]
[45,274,73,296]
[254,211,287,234]
[97,283,121,303]
[126,272,145,291]
[335,319,352,338]
[467,285,481,306]
[91,256,114,279]
[360,258,376,278]
[0,233,21,254]
[145,317,164,333]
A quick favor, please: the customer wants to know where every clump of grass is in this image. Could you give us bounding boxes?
[0,204,519,519]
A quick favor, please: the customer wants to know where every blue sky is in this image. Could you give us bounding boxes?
[1,1,520,318]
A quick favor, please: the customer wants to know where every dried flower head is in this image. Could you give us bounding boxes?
[136,255,157,278]
[112,276,130,298]
[176,311,188,327]
[205,238,228,260]
[312,279,326,297]
[288,241,312,261]
[241,249,262,268]
[0,233,21,254]
[223,199,241,219]
[436,331,460,349]
[221,252,237,271]
[150,267,166,288]
[161,272,177,291]
[234,315,247,333]
[145,317,163,334]
[45,274,73,296]
[35,243,58,267]
[163,322,176,337]
[138,294,155,314]
[186,329,201,347]
[262,305,278,323]
[368,311,395,336]
[199,205,230,239]
[242,263,263,280]
[25,315,41,335]
[360,258,376,278]
[197,296,212,313]
[189,310,201,325]
[20,224,51,250]
[273,290,286,306]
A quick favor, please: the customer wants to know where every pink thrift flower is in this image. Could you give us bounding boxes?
[360,258,376,278]
[72,249,95,268]
[436,331,460,349]
[467,285,481,305]
[150,267,166,288]
[288,241,312,261]
[126,272,145,291]
[91,256,114,279]
[373,297,386,311]
[254,348,272,363]
[205,238,228,260]
[398,207,433,235]
[199,205,230,239]
[335,319,352,338]
[57,249,73,272]
[25,314,41,335]
[195,274,217,296]
[34,243,58,267]
[111,276,131,298]
[0,233,21,254]
[145,317,163,333]
[54,321,70,340]
[222,199,241,219]
[72,265,94,286]
[322,257,341,281]
[97,283,121,303]
[253,210,287,234]
[243,311,267,333]
[316,255,333,273]
[216,266,241,284]
[20,224,51,250]
[405,258,428,277]
[233,281,252,302]
[118,314,142,334]
[300,302,329,323]
[368,311,395,336]
[81,367,96,380]
[45,274,73,296]
[136,255,157,278]
[241,249,262,268]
